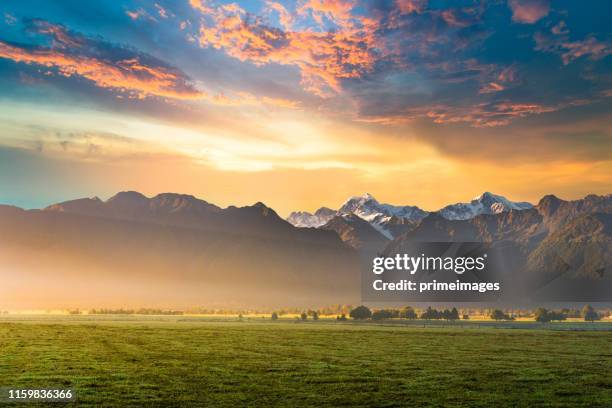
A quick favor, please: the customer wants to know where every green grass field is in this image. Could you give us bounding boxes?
[0,317,611,407]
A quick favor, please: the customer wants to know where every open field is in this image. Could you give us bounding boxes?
[0,316,611,407]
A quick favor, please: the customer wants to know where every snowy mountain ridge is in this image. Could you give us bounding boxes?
[286,192,534,238]
[439,192,533,220]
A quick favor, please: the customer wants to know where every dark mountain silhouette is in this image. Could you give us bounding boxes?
[1,191,610,307]
[0,192,360,309]
[45,191,344,243]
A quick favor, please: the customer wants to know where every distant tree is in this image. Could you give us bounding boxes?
[238,314,243,321]
[300,312,308,321]
[569,309,582,318]
[271,312,278,321]
[350,306,372,320]
[372,309,395,320]
[462,314,470,320]
[491,309,515,321]
[337,314,347,321]
[312,311,319,321]
[582,305,600,322]
[400,306,417,320]
[534,308,551,323]
[547,311,567,322]
[450,307,460,321]
[420,307,440,320]
[491,309,506,321]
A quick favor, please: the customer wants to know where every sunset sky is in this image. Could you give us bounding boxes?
[0,0,610,215]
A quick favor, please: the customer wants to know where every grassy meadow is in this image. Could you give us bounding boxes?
[0,316,610,407]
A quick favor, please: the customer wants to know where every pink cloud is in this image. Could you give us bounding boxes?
[535,32,611,65]
[155,4,169,19]
[560,37,612,65]
[508,0,550,24]
[358,101,559,127]
[396,0,427,15]
[551,21,568,35]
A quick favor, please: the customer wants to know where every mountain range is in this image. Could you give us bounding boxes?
[0,192,359,309]
[0,191,610,308]
[286,192,533,239]
[384,194,611,301]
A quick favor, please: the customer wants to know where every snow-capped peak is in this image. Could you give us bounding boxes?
[439,192,533,220]
[473,191,499,201]
[361,192,376,200]
[287,192,533,239]
[287,194,428,238]
[338,193,377,212]
[286,207,335,228]
[337,194,428,239]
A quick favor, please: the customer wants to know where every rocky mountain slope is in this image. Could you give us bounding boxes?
[320,213,390,251]
[383,194,611,301]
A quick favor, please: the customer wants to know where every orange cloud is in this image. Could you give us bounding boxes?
[0,41,204,100]
[0,20,305,109]
[479,82,505,94]
[266,1,294,30]
[192,0,381,97]
[298,0,355,23]
[479,66,517,94]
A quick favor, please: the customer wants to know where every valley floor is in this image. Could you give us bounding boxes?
[0,317,611,407]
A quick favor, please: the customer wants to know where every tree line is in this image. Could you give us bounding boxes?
[89,308,184,315]
[270,305,603,322]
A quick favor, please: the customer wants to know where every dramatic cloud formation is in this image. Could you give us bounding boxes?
[0,0,610,213]
[0,20,203,100]
[187,0,579,128]
[191,0,381,97]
